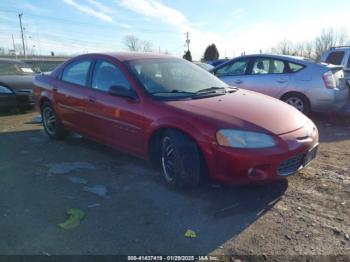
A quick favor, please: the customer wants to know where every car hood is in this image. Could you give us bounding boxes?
[165,89,309,135]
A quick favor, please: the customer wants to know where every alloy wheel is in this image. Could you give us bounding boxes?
[285,97,304,112]
[161,136,176,183]
[43,106,57,135]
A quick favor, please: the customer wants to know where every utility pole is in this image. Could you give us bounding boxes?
[11,34,17,59]
[185,32,190,52]
[18,13,26,59]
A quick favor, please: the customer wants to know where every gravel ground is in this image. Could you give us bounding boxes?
[0,111,349,260]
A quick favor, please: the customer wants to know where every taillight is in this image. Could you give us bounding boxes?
[322,70,337,89]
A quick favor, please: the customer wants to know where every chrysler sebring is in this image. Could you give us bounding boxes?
[34,53,319,187]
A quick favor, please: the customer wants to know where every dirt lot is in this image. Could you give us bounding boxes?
[0,111,349,260]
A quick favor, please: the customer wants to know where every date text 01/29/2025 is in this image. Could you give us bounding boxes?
[127,255,220,261]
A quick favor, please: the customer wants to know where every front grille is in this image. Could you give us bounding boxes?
[278,153,305,176]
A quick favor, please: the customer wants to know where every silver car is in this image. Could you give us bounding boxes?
[212,54,348,114]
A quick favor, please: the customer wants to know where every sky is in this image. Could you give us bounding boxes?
[0,0,349,60]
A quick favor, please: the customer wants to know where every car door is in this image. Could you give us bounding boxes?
[53,59,93,133]
[84,59,144,154]
[242,57,290,98]
[214,58,250,88]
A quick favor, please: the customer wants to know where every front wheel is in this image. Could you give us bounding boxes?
[160,130,201,188]
[282,93,310,115]
[41,102,68,140]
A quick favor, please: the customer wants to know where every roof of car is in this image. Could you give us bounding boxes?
[222,53,316,66]
[77,52,177,62]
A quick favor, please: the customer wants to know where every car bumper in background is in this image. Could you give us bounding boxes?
[14,89,35,109]
[0,93,18,109]
[205,126,319,185]
[311,87,349,113]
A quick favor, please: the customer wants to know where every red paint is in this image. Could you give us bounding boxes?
[34,53,319,185]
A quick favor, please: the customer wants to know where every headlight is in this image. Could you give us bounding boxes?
[304,120,316,137]
[0,85,13,94]
[216,129,276,148]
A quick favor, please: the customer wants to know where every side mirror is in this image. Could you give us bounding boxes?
[108,85,138,100]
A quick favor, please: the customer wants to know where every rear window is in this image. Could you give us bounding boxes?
[326,51,345,65]
[61,60,92,86]
[288,62,304,72]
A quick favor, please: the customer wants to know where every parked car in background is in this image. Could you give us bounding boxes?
[211,54,348,114]
[321,46,350,94]
[0,59,36,111]
[34,52,318,187]
[193,61,214,71]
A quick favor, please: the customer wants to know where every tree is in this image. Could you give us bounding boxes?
[203,44,219,61]
[142,40,153,52]
[123,35,154,52]
[183,50,192,61]
[123,35,141,51]
[270,39,294,55]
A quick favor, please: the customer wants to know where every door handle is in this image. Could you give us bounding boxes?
[88,96,96,103]
[277,79,287,83]
[53,87,58,92]
[234,79,243,84]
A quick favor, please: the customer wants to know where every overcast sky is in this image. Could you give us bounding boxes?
[0,0,349,59]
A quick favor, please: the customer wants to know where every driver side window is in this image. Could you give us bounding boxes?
[215,59,248,76]
[92,60,131,92]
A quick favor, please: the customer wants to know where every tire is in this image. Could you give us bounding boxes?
[160,129,201,187]
[282,93,310,115]
[41,101,68,140]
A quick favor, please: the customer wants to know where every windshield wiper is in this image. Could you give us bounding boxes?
[151,89,195,95]
[195,86,227,94]
[191,87,227,98]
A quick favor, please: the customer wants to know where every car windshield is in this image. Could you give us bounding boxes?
[0,61,35,76]
[127,58,229,100]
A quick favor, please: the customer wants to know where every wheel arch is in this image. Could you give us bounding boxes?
[280,91,311,107]
[147,125,210,179]
[39,97,52,109]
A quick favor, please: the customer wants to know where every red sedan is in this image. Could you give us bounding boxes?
[34,53,319,187]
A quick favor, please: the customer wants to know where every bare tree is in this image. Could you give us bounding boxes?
[268,28,349,61]
[304,42,313,59]
[142,40,153,52]
[123,35,141,51]
[292,41,314,58]
[123,35,154,52]
[270,40,294,55]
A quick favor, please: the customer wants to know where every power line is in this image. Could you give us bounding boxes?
[18,13,26,58]
[0,7,178,33]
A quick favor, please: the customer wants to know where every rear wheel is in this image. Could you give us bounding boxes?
[41,102,68,140]
[282,93,310,115]
[160,130,201,187]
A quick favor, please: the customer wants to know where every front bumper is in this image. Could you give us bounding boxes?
[205,126,319,185]
[0,94,18,109]
[14,89,35,109]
